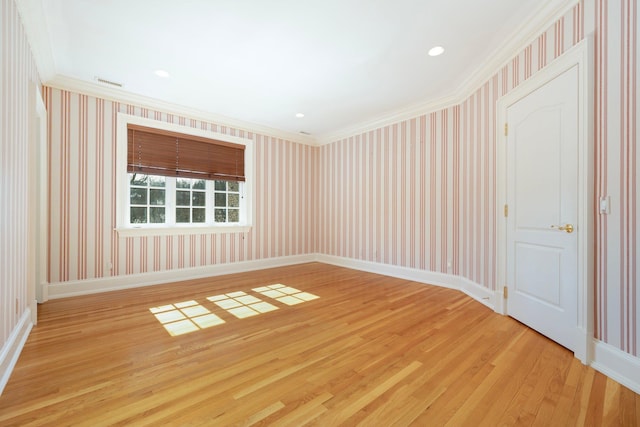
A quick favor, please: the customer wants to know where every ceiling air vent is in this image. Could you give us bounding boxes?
[94,76,123,88]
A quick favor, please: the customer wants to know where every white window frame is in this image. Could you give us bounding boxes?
[116,113,253,236]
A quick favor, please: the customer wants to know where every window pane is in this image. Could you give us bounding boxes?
[176,208,190,223]
[192,208,206,223]
[192,179,205,190]
[150,207,166,223]
[214,180,226,191]
[176,178,191,189]
[228,194,239,207]
[214,193,226,207]
[215,209,227,222]
[130,173,148,186]
[149,175,166,187]
[130,188,148,205]
[176,190,190,206]
[228,181,239,192]
[192,192,205,207]
[228,209,239,222]
[130,207,147,223]
[149,189,165,205]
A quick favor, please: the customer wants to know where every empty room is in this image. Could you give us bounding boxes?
[1,0,639,425]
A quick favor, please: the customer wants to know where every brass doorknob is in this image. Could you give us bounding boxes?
[550,224,574,233]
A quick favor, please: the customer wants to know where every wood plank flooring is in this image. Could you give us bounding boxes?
[0,263,638,426]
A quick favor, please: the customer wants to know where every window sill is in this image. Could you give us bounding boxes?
[116,224,251,237]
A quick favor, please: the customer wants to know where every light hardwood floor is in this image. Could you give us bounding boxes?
[0,263,638,426]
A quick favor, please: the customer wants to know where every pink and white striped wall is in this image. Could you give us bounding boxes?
[594,0,638,357]
[0,0,40,386]
[40,1,638,362]
[318,0,639,358]
[43,87,317,283]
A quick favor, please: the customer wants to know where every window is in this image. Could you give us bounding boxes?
[214,180,240,223]
[129,174,166,224]
[116,114,253,236]
[176,177,206,223]
[126,174,245,226]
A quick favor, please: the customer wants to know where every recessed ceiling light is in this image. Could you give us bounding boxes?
[428,46,445,57]
[295,113,305,118]
[155,70,170,78]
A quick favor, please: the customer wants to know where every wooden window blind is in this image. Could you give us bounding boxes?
[127,124,245,182]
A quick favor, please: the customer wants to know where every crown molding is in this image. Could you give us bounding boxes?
[14,0,56,81]
[315,94,460,145]
[19,0,578,147]
[453,0,580,98]
[316,0,579,145]
[44,75,319,146]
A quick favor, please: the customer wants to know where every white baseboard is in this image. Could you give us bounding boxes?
[316,254,495,310]
[29,299,38,325]
[9,256,640,397]
[45,253,497,309]
[591,339,640,394]
[46,254,317,299]
[316,254,458,287]
[456,276,496,310]
[0,310,33,396]
[315,255,640,394]
[494,290,507,314]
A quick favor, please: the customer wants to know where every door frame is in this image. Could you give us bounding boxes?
[28,83,49,312]
[496,36,594,364]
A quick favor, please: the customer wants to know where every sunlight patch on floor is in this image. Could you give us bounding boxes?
[149,301,225,336]
[150,285,319,336]
[207,291,279,319]
[252,284,320,306]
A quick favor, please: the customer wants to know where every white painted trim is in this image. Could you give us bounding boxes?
[35,85,49,304]
[14,0,56,81]
[46,254,317,299]
[316,95,459,145]
[316,254,495,310]
[115,225,252,238]
[0,310,33,396]
[591,339,640,394]
[494,290,507,315]
[46,76,317,146]
[316,256,639,394]
[316,0,579,144]
[457,276,495,310]
[29,299,37,326]
[575,35,595,364]
[317,254,457,288]
[496,38,594,364]
[19,0,577,147]
[115,113,255,233]
[17,256,640,397]
[453,0,580,103]
[48,253,500,310]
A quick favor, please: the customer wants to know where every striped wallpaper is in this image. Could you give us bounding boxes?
[318,1,639,358]
[43,87,317,282]
[319,4,584,286]
[0,0,40,357]
[594,0,638,356]
[35,0,640,362]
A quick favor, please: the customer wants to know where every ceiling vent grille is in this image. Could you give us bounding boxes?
[94,76,123,88]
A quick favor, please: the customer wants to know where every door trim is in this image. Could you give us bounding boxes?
[28,83,49,307]
[496,36,594,364]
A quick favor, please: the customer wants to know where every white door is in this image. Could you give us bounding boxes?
[505,65,579,352]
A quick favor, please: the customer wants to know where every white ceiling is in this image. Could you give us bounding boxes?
[19,0,574,141]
